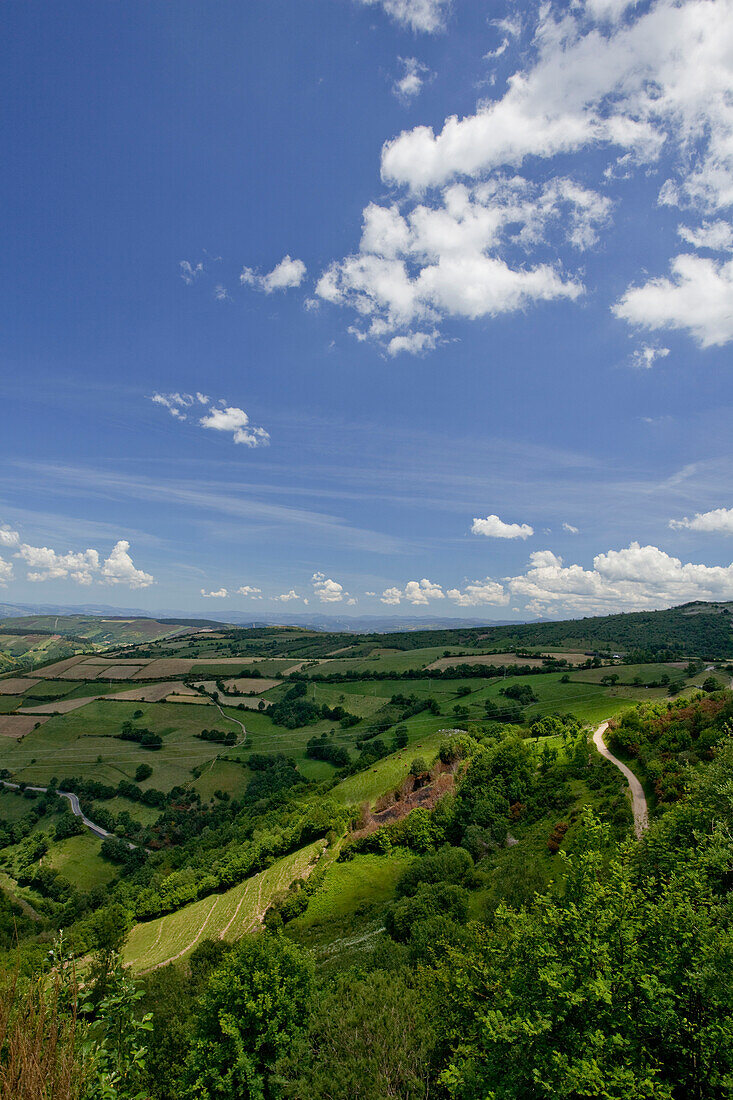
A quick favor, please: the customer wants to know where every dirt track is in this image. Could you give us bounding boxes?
[593,721,648,838]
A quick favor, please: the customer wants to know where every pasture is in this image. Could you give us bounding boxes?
[0,699,247,791]
[45,833,118,891]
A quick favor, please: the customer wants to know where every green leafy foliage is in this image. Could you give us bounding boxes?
[185,935,314,1100]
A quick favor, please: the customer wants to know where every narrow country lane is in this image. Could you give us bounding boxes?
[216,702,247,743]
[592,722,649,838]
[1,779,138,847]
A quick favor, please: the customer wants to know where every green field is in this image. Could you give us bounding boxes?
[286,850,414,957]
[124,840,324,973]
[45,833,118,891]
[0,787,41,822]
[0,699,247,792]
[191,757,252,800]
[105,796,161,825]
[305,646,467,676]
[218,705,346,781]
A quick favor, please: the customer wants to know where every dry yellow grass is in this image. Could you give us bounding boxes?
[223,677,281,694]
[164,694,213,705]
[0,678,40,695]
[0,715,50,738]
[19,698,98,715]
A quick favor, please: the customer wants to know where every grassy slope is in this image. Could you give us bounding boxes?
[285,850,414,957]
[45,833,118,891]
[332,730,447,806]
[124,840,324,973]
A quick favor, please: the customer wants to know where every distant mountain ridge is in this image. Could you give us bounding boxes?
[0,601,731,655]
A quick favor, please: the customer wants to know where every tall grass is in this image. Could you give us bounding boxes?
[0,968,88,1100]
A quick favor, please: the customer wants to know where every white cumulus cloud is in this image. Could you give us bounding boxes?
[354,0,451,34]
[678,220,733,251]
[100,541,154,589]
[237,585,263,598]
[275,590,300,602]
[615,255,733,348]
[562,522,580,534]
[507,543,733,614]
[447,579,509,606]
[0,557,12,586]
[241,255,307,293]
[472,514,534,539]
[0,527,20,548]
[317,176,595,353]
[151,393,269,447]
[199,405,270,448]
[320,0,733,352]
[380,586,403,604]
[312,573,349,602]
[201,587,228,598]
[669,507,733,534]
[393,57,432,102]
[8,529,153,589]
[404,578,445,604]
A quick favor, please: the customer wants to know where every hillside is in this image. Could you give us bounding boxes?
[0,614,221,674]
[0,612,731,1099]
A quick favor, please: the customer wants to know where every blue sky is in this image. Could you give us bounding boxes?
[2,0,733,620]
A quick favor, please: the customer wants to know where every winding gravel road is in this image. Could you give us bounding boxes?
[593,721,649,838]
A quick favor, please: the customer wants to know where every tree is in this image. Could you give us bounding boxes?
[55,811,84,840]
[702,676,722,693]
[431,811,733,1099]
[134,763,153,783]
[87,903,133,1002]
[277,968,434,1100]
[185,934,314,1099]
[410,757,428,777]
[393,726,409,750]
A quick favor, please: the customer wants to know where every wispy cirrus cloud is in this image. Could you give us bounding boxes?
[179,260,204,284]
[630,343,670,369]
[22,463,407,555]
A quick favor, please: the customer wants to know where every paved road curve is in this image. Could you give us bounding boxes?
[593,722,649,838]
[0,779,137,846]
